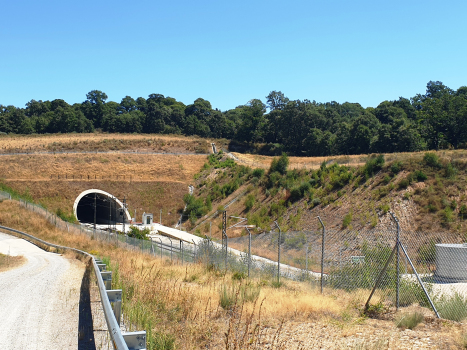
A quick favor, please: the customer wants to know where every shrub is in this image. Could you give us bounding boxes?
[363,154,385,178]
[219,285,237,310]
[379,204,390,214]
[460,204,467,219]
[417,240,436,265]
[269,153,289,175]
[436,292,467,321]
[128,226,151,240]
[445,162,457,178]
[398,178,410,189]
[383,175,391,184]
[244,194,255,211]
[413,170,427,182]
[390,161,402,174]
[423,152,440,168]
[56,208,76,223]
[342,211,352,228]
[252,168,265,178]
[441,207,454,225]
[395,312,424,330]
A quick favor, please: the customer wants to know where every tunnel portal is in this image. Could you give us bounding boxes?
[73,189,131,225]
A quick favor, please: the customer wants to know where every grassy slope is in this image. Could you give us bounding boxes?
[0,134,211,225]
[188,151,467,239]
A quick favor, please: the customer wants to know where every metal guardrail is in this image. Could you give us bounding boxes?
[0,225,146,350]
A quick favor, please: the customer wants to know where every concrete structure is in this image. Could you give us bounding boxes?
[142,212,153,225]
[73,189,131,225]
[435,243,467,282]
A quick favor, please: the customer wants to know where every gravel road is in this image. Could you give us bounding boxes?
[0,231,85,349]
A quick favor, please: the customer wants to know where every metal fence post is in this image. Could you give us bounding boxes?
[169,238,173,262]
[274,221,281,285]
[247,228,252,278]
[158,238,163,259]
[390,212,400,309]
[318,216,325,294]
[222,211,227,270]
[181,241,184,264]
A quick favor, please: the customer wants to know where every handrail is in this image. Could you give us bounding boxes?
[0,225,131,350]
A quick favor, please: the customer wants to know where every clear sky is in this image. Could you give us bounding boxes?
[1,0,466,111]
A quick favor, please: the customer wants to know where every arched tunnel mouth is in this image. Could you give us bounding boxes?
[76,192,128,225]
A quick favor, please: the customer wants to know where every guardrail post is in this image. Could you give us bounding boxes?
[107,289,122,326]
[97,263,107,272]
[123,331,147,350]
[101,271,112,290]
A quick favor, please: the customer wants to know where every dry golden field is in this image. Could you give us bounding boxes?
[0,134,211,224]
[232,149,467,170]
[0,133,210,153]
[0,200,465,349]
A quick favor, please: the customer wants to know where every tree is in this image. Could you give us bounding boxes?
[86,90,108,105]
[119,96,137,113]
[425,81,453,99]
[266,91,289,111]
[237,99,266,142]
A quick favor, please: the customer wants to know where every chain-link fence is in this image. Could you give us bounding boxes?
[4,188,467,322]
[0,190,196,264]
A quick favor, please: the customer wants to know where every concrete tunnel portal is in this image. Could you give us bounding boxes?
[73,189,131,225]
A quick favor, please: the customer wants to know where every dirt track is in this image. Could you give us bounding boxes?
[0,231,84,349]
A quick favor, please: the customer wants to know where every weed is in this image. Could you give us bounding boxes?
[342,211,353,228]
[390,161,403,174]
[423,152,441,168]
[395,311,424,330]
[436,292,467,321]
[459,204,467,219]
[364,301,387,318]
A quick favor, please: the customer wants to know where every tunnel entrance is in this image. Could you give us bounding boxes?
[73,189,131,225]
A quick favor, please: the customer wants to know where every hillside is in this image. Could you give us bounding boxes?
[185,150,467,238]
[0,133,210,225]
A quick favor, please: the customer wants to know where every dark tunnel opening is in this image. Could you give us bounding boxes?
[76,193,127,225]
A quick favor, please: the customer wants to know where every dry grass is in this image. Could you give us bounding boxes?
[2,200,466,349]
[0,252,25,272]
[0,133,211,153]
[0,153,206,182]
[0,152,208,225]
[0,200,352,349]
[232,149,467,170]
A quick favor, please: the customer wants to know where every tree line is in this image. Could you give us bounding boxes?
[1,81,467,156]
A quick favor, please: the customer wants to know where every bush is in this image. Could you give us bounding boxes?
[269,153,289,175]
[390,161,403,174]
[252,168,265,178]
[436,292,467,321]
[398,178,410,189]
[417,240,436,265]
[56,208,76,223]
[413,170,427,182]
[445,162,457,178]
[342,211,352,228]
[128,226,151,240]
[395,312,424,330]
[379,204,390,214]
[460,204,467,219]
[219,285,237,310]
[244,194,255,211]
[363,154,385,178]
[423,152,440,168]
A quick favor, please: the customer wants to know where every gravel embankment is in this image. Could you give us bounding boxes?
[0,231,85,349]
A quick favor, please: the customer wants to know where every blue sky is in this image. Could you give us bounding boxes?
[1,0,466,111]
